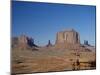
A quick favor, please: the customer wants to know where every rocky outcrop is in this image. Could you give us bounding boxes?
[84,40,89,46]
[46,40,52,47]
[55,29,80,49]
[54,29,94,52]
[12,37,18,47]
[56,29,80,44]
[12,29,94,52]
[12,35,38,49]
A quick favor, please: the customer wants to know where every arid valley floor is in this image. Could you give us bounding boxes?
[11,29,96,74]
[12,47,96,74]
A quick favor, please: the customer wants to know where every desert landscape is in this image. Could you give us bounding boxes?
[11,29,96,74]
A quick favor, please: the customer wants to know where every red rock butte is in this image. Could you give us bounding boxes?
[55,29,83,50]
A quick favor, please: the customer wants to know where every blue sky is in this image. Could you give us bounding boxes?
[12,1,96,46]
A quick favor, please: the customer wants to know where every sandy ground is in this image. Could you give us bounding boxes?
[11,47,96,74]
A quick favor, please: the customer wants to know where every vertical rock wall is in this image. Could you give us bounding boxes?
[12,35,37,49]
[55,29,80,49]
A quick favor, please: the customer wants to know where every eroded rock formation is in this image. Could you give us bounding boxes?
[12,35,37,49]
[54,29,93,52]
[46,40,52,47]
[56,29,80,44]
[55,29,81,49]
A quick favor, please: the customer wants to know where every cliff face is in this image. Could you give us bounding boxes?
[12,29,93,51]
[56,29,80,44]
[12,35,37,49]
[55,29,80,49]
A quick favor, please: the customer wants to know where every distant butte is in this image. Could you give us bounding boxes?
[12,34,38,50]
[55,29,80,49]
[12,29,95,52]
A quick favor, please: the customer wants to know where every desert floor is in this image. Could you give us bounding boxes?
[11,47,96,74]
